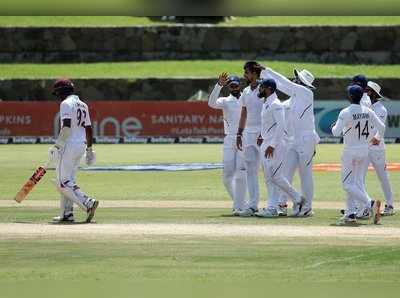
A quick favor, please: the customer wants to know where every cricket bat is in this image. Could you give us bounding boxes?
[14,163,49,203]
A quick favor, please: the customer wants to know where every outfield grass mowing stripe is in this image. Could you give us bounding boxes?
[1,16,400,27]
[1,61,400,79]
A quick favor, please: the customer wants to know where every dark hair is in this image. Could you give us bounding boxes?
[244,61,262,77]
[259,78,277,93]
[347,85,363,104]
[352,74,368,89]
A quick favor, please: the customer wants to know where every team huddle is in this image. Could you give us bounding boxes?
[208,61,394,224]
[45,61,394,225]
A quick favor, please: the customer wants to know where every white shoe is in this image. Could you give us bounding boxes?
[232,209,242,216]
[277,204,288,217]
[255,208,279,218]
[356,208,371,220]
[85,198,99,223]
[291,196,306,217]
[238,208,257,217]
[337,213,357,225]
[381,205,395,216]
[52,213,74,223]
[299,208,314,217]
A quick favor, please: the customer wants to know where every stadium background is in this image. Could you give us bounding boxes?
[1,16,399,143]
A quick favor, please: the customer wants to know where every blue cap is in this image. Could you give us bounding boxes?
[227,75,240,86]
[347,84,363,101]
[352,74,368,89]
[259,78,277,92]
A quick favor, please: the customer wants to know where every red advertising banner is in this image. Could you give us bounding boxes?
[0,101,224,137]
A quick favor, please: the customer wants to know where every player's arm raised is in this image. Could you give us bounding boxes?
[208,72,228,109]
[260,67,298,97]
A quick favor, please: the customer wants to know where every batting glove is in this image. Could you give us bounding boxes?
[48,145,61,164]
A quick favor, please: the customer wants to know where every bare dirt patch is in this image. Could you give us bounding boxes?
[313,162,400,172]
[1,223,399,240]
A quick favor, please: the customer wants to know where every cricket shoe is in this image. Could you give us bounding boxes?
[298,208,314,218]
[337,213,357,225]
[340,208,362,216]
[356,207,371,220]
[291,196,306,217]
[85,198,99,223]
[255,208,279,218]
[52,213,74,223]
[238,208,258,217]
[277,204,288,217]
[232,209,242,216]
[381,205,395,216]
[371,200,381,225]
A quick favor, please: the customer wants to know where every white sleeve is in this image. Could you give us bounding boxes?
[370,109,385,140]
[208,84,224,109]
[270,104,285,148]
[263,68,305,97]
[331,110,347,137]
[260,69,272,80]
[60,101,72,121]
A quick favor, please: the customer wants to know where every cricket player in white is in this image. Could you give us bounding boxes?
[254,79,305,217]
[208,73,247,215]
[331,85,384,224]
[261,67,319,216]
[48,79,99,223]
[349,74,377,218]
[364,81,394,216]
[259,98,294,216]
[236,61,264,216]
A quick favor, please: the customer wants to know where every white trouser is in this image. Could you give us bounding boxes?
[243,132,261,210]
[341,149,371,215]
[363,149,393,206]
[279,135,316,210]
[56,142,90,214]
[261,143,302,209]
[223,135,247,210]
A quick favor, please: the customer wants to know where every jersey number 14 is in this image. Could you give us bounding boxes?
[355,120,369,139]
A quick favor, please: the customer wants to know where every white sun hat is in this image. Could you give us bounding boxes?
[294,69,316,89]
[367,81,385,100]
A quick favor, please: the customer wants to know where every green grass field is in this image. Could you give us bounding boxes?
[1,144,400,297]
[1,60,399,79]
[1,16,400,27]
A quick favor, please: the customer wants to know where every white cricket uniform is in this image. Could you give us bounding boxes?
[208,84,247,210]
[56,95,92,216]
[261,68,319,211]
[239,85,263,210]
[260,93,302,208]
[365,101,393,206]
[360,93,372,108]
[353,91,374,209]
[331,104,385,216]
[268,98,293,206]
